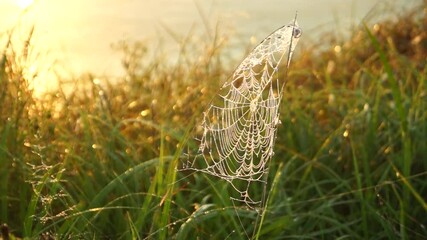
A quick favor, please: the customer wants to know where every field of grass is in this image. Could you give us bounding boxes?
[1,3,426,240]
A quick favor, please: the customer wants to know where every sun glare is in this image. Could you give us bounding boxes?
[16,0,35,9]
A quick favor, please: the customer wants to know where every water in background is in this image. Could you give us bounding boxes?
[0,0,420,94]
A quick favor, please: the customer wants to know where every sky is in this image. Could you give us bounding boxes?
[0,0,421,94]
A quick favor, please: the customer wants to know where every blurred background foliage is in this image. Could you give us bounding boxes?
[0,2,426,239]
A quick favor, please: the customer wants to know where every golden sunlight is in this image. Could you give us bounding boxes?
[16,0,35,9]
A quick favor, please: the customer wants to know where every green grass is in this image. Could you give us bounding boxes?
[1,4,426,239]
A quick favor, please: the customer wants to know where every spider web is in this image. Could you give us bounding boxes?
[183,20,302,207]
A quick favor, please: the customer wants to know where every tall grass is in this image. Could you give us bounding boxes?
[0,3,426,239]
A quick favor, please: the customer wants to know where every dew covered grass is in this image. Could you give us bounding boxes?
[0,3,426,239]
